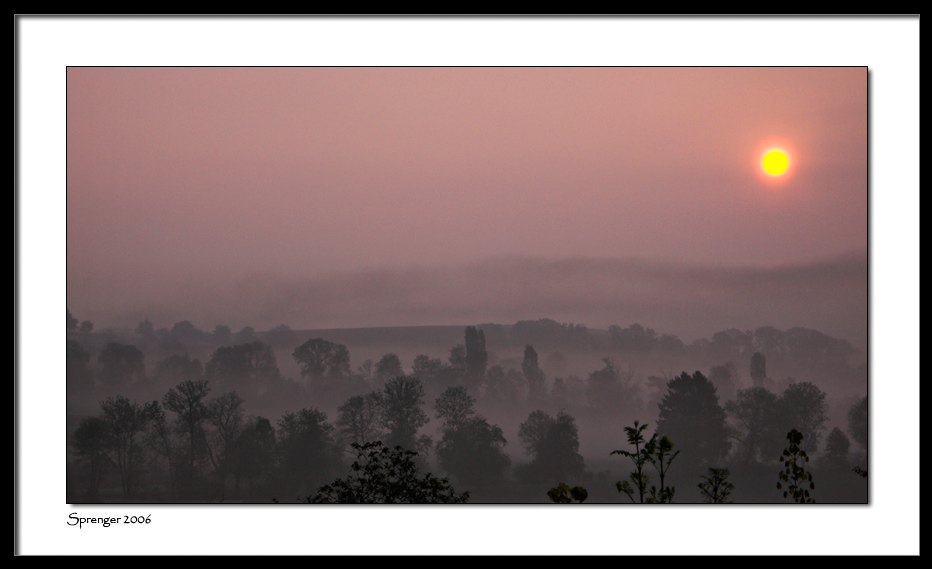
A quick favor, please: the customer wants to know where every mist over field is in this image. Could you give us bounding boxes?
[70,252,867,351]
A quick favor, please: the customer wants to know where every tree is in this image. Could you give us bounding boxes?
[206,391,246,480]
[229,416,276,495]
[725,387,783,464]
[265,324,296,348]
[169,320,203,344]
[656,371,729,474]
[70,417,112,500]
[97,343,145,388]
[698,467,734,504]
[780,382,828,453]
[434,386,475,431]
[433,386,509,485]
[464,326,488,385]
[777,429,815,503]
[586,357,637,413]
[67,309,79,331]
[134,319,156,343]
[645,435,680,503]
[374,353,404,383]
[66,340,94,391]
[709,362,740,403]
[236,326,256,343]
[447,344,467,383]
[750,352,767,387]
[522,345,546,403]
[517,410,585,484]
[823,427,851,468]
[205,342,279,396]
[847,396,867,450]
[483,365,521,405]
[378,376,430,453]
[144,401,182,498]
[609,323,659,353]
[305,442,469,504]
[611,420,679,504]
[162,380,213,490]
[335,392,383,449]
[518,410,554,458]
[152,353,204,385]
[99,395,153,498]
[79,320,94,333]
[411,355,445,381]
[211,324,232,344]
[276,408,341,496]
[292,338,351,381]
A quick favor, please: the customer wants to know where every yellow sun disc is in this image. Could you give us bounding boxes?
[762,150,790,176]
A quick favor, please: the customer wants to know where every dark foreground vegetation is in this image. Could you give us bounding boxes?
[66,311,867,503]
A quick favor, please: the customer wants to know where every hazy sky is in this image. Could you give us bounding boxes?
[67,67,867,335]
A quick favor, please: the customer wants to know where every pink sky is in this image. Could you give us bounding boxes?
[67,67,867,334]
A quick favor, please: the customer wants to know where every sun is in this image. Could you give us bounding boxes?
[762,149,790,176]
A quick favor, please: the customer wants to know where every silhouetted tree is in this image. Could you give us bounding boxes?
[99,395,153,498]
[411,355,445,382]
[464,326,488,385]
[780,381,828,453]
[823,427,851,468]
[434,386,509,485]
[206,391,245,481]
[292,338,351,382]
[162,380,212,491]
[522,345,546,403]
[483,365,521,406]
[613,420,651,503]
[336,392,383,449]
[750,352,767,387]
[67,309,79,331]
[645,435,680,503]
[97,343,145,388]
[305,442,468,504]
[79,320,94,333]
[144,401,181,498]
[276,408,341,496]
[586,357,637,413]
[847,396,868,450]
[229,416,276,495]
[378,376,430,454]
[206,342,279,396]
[134,319,156,344]
[656,371,729,474]
[265,324,296,348]
[709,362,740,403]
[658,333,684,353]
[236,326,255,343]
[777,429,815,503]
[169,320,203,345]
[70,416,112,500]
[517,410,585,483]
[211,324,232,344]
[152,353,204,385]
[66,340,94,391]
[725,387,782,464]
[609,323,659,353]
[698,467,734,503]
[374,353,404,383]
[447,344,467,383]
[549,375,586,410]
